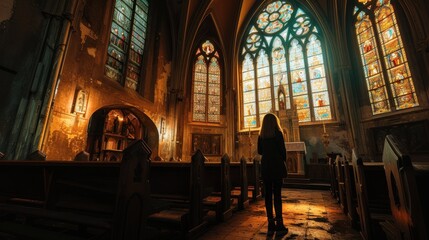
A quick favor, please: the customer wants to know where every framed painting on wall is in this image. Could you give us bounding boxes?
[191,134,222,156]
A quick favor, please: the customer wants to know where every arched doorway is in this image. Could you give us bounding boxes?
[86,106,158,161]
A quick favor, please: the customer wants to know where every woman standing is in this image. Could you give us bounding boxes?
[257,113,288,236]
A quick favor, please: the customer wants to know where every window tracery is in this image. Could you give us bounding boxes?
[240,0,332,129]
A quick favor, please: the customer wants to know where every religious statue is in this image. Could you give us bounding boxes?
[74,89,87,114]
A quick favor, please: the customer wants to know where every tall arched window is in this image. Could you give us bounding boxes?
[241,1,332,129]
[192,40,221,123]
[105,0,149,91]
[353,0,418,115]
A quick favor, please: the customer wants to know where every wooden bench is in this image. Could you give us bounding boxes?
[352,150,391,240]
[230,157,249,210]
[148,150,208,239]
[328,156,339,202]
[382,134,429,240]
[203,154,233,222]
[335,155,348,214]
[246,159,262,202]
[0,140,152,240]
[342,157,359,229]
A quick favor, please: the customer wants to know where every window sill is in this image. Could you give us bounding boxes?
[361,106,429,123]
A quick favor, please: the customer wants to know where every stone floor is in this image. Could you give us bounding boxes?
[198,188,362,240]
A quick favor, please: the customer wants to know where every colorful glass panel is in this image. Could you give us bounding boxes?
[375,4,418,109]
[193,55,207,122]
[208,57,221,122]
[241,1,332,128]
[292,14,311,36]
[289,39,311,122]
[307,34,331,120]
[257,50,272,116]
[125,0,149,90]
[297,109,311,122]
[355,13,390,114]
[354,0,417,114]
[256,1,294,34]
[272,37,289,110]
[192,41,222,123]
[314,106,331,121]
[106,0,149,91]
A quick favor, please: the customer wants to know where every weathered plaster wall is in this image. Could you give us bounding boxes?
[43,0,172,160]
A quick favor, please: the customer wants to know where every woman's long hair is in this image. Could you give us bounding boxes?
[259,113,283,139]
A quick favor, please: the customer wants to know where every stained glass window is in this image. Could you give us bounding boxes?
[105,0,149,91]
[354,0,418,114]
[241,0,332,129]
[192,40,221,123]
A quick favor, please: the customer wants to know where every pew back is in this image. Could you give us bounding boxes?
[150,162,192,200]
[230,158,249,210]
[246,159,261,201]
[148,150,207,237]
[352,150,391,240]
[328,157,339,201]
[0,140,152,240]
[335,155,348,214]
[382,135,429,240]
[0,162,50,206]
[203,154,233,221]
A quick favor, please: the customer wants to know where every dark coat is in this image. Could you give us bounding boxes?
[257,131,287,180]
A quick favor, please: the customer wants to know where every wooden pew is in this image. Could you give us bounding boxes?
[203,154,233,222]
[352,150,391,240]
[328,156,339,202]
[148,150,208,239]
[0,140,151,240]
[246,159,262,202]
[230,157,249,210]
[382,134,429,240]
[335,155,348,214]
[343,157,360,229]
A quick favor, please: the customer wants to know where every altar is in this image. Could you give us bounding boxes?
[285,142,306,177]
[277,86,306,177]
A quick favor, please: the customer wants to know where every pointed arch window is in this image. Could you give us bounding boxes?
[105,0,149,91]
[192,40,221,123]
[240,1,332,129]
[353,0,418,115]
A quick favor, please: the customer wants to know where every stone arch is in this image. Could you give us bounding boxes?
[87,105,159,161]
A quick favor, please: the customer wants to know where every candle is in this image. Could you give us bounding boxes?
[248,127,251,137]
[323,121,326,133]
